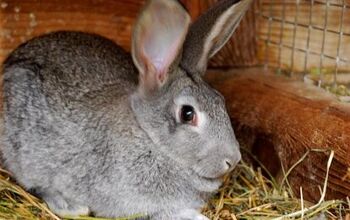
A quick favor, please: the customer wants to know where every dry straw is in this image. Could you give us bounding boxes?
[0,149,348,220]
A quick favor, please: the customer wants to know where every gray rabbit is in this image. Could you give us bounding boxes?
[1,0,252,219]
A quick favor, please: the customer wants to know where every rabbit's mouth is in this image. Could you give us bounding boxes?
[188,169,223,189]
[199,175,223,181]
[191,173,223,192]
[191,166,228,181]
[198,175,225,182]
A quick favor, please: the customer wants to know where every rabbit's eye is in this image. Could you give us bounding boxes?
[180,105,197,125]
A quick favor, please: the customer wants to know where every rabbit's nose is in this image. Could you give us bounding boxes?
[223,159,233,173]
[223,154,241,173]
[225,160,232,168]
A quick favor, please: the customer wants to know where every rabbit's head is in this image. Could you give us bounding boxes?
[131,0,251,181]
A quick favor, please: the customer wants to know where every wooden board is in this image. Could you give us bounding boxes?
[0,0,258,67]
[205,67,350,202]
[0,0,143,63]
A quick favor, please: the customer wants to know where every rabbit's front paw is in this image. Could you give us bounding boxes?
[175,209,209,220]
[39,189,90,217]
[52,205,90,217]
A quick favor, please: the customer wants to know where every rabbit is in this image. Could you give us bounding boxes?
[1,0,252,219]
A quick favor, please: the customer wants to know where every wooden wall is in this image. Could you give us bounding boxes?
[0,0,258,67]
[2,0,350,73]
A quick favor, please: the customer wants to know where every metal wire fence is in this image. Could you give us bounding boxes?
[257,0,350,94]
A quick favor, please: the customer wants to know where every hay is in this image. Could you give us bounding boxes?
[203,150,349,220]
[0,150,348,220]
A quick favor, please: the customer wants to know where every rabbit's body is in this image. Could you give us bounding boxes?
[2,0,252,219]
[3,31,213,217]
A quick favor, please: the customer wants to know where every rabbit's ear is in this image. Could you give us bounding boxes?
[180,0,253,75]
[132,0,191,96]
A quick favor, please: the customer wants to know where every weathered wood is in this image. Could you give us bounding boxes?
[0,0,143,64]
[205,67,350,202]
[0,0,258,67]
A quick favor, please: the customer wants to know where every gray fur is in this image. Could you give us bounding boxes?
[1,0,248,219]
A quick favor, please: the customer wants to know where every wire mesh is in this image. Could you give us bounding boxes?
[257,0,350,93]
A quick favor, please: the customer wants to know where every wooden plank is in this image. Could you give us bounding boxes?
[0,0,258,67]
[0,0,144,64]
[205,67,350,202]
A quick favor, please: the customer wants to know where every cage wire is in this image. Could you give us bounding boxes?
[257,0,350,98]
